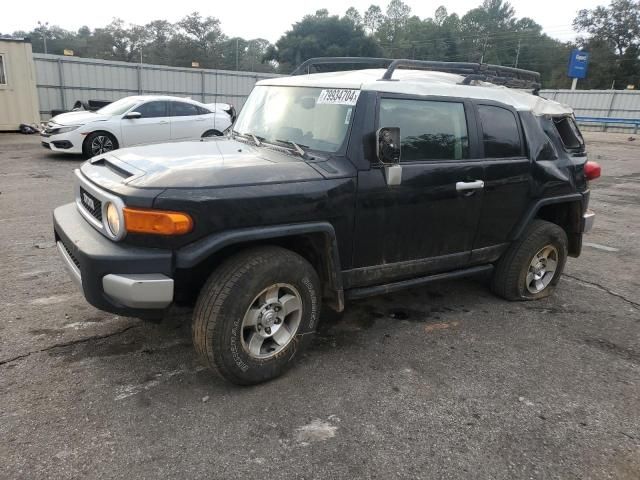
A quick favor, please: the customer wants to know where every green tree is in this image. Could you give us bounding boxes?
[264,10,382,72]
[345,7,363,26]
[574,0,640,56]
[363,5,384,35]
[573,0,640,88]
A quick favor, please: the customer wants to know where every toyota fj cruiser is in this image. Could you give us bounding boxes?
[53,58,600,385]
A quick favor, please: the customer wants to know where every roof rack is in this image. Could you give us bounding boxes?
[291,57,541,92]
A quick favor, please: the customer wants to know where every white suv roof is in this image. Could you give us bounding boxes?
[258,68,572,116]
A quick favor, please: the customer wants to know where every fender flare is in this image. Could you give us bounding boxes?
[175,222,345,310]
[509,193,584,240]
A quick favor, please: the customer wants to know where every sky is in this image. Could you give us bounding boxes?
[1,0,606,43]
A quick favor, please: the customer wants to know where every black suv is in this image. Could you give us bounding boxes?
[53,58,599,385]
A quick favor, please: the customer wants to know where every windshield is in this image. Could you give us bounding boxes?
[234,86,359,153]
[97,98,140,116]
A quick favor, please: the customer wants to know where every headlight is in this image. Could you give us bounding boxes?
[55,125,81,134]
[105,202,121,236]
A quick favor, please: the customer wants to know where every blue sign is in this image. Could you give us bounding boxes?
[568,49,590,79]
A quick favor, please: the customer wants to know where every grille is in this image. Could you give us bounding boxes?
[80,187,102,221]
[61,240,80,268]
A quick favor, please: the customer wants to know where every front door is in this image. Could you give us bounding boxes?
[349,95,484,288]
[120,101,170,146]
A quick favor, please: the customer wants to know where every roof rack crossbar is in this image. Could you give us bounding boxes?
[382,59,541,88]
[291,57,393,76]
[290,57,541,91]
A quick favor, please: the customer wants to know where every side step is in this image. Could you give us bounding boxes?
[345,265,493,300]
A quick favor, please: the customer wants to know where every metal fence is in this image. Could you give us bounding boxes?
[31,56,640,131]
[540,89,640,132]
[33,53,281,119]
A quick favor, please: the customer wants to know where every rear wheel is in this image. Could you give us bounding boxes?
[192,246,321,385]
[491,220,568,300]
[202,130,223,138]
[83,132,118,158]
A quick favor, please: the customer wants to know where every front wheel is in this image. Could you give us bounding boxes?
[82,132,118,158]
[491,220,568,300]
[192,246,321,385]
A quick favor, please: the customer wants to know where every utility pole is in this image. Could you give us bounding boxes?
[514,39,521,68]
[38,21,49,54]
[480,35,488,64]
[235,38,239,71]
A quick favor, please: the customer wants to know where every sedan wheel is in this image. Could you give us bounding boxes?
[91,135,114,156]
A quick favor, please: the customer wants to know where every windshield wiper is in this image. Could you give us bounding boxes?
[233,130,264,147]
[275,139,309,158]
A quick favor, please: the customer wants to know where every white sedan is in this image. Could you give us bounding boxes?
[41,95,234,158]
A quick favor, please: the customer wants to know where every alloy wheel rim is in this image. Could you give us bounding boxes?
[91,136,114,155]
[526,244,559,294]
[240,283,303,359]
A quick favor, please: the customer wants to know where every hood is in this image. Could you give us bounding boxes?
[81,138,324,189]
[51,110,110,125]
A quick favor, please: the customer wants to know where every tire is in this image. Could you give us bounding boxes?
[202,130,223,138]
[192,246,321,385]
[491,220,568,301]
[82,132,118,158]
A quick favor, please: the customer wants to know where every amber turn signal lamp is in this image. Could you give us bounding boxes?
[123,207,193,235]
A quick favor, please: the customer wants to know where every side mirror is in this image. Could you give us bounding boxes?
[376,127,402,186]
[123,112,142,120]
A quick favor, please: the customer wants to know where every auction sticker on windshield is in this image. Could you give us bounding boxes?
[317,89,360,106]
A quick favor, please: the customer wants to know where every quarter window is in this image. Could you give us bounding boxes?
[0,54,7,85]
[132,101,168,118]
[379,99,469,161]
[478,105,522,158]
[172,102,200,117]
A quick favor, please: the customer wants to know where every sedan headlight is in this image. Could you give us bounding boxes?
[54,125,81,134]
[105,202,121,236]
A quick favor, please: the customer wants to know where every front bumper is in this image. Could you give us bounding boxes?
[53,202,174,317]
[41,131,83,154]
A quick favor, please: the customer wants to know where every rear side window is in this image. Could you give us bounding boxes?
[478,105,522,158]
[172,102,200,117]
[379,98,469,162]
[553,116,585,153]
[197,106,211,115]
[132,101,168,118]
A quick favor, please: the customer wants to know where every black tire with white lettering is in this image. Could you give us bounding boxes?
[192,246,321,385]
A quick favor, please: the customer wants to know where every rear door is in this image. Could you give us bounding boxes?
[120,101,170,146]
[349,94,485,287]
[170,101,208,140]
[470,102,531,261]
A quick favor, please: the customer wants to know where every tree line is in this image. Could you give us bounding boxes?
[4,0,639,89]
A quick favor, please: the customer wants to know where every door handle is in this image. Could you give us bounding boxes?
[195,118,206,122]
[456,180,485,191]
[158,121,169,125]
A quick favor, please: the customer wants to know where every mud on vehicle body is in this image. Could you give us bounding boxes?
[53,58,600,385]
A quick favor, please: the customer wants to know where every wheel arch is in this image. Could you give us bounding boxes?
[201,129,223,137]
[510,194,585,257]
[175,223,345,312]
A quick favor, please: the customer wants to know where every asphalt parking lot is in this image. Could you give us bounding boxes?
[1,132,639,479]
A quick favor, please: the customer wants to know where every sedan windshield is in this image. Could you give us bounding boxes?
[97,98,140,116]
[233,86,359,153]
